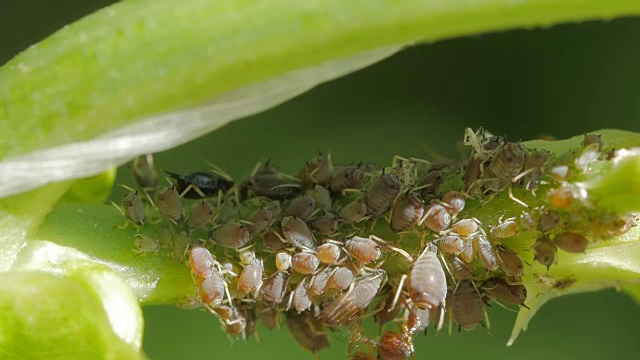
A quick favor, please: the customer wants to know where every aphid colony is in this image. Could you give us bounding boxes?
[114,128,633,359]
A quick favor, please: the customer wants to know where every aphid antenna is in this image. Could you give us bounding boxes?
[508,187,529,208]
[200,158,234,182]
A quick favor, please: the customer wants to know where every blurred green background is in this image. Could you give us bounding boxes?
[2,1,639,359]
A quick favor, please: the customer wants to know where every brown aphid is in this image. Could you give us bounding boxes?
[261,271,288,304]
[245,207,275,235]
[262,230,288,251]
[449,255,474,281]
[322,270,386,326]
[134,235,160,253]
[309,214,339,236]
[330,166,365,193]
[436,235,465,255]
[463,156,483,191]
[533,238,557,269]
[421,203,452,232]
[490,217,519,239]
[522,150,548,191]
[313,185,333,212]
[417,170,445,194]
[365,174,401,216]
[451,280,484,331]
[344,236,382,264]
[225,309,248,339]
[281,216,317,250]
[299,154,333,186]
[406,246,447,311]
[538,210,561,232]
[210,223,252,249]
[239,257,264,296]
[292,277,313,312]
[197,271,227,307]
[286,195,316,221]
[548,165,572,181]
[449,218,480,237]
[246,163,303,200]
[582,133,603,151]
[122,191,146,225]
[275,251,292,271]
[474,233,499,271]
[256,302,279,330]
[131,154,158,190]
[155,186,183,222]
[327,266,355,291]
[189,246,217,278]
[441,191,466,216]
[391,192,425,231]
[316,242,342,265]
[377,331,414,360]
[341,199,368,223]
[286,310,330,354]
[292,252,320,275]
[483,278,528,308]
[547,187,575,209]
[483,143,526,191]
[496,245,524,277]
[239,305,257,339]
[554,232,588,253]
[187,202,215,230]
[309,268,331,296]
[373,291,403,327]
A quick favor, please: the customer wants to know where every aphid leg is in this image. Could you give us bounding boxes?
[286,291,294,311]
[439,253,457,287]
[435,303,446,332]
[511,167,535,183]
[481,306,492,333]
[389,274,407,312]
[178,183,207,199]
[508,187,529,208]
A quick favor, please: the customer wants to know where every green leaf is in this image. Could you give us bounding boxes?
[61,169,117,204]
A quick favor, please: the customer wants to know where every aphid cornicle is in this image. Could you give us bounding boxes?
[299,154,333,186]
[166,170,235,199]
[189,246,217,278]
[344,236,382,264]
[441,191,466,216]
[330,166,365,193]
[286,310,330,354]
[313,185,333,212]
[155,186,183,222]
[451,280,484,331]
[286,195,316,221]
[322,269,386,326]
[474,233,499,271]
[391,192,425,231]
[496,245,524,277]
[261,271,288,304]
[490,216,519,239]
[292,252,320,275]
[122,191,146,225]
[421,203,452,233]
[365,173,401,216]
[533,238,557,269]
[553,232,588,253]
[309,214,339,236]
[281,216,317,250]
[187,201,215,230]
[341,199,368,223]
[209,223,252,249]
[316,242,342,265]
[131,154,158,190]
[134,235,160,253]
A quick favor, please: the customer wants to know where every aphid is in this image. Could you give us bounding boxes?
[533,238,557,269]
[121,191,146,225]
[436,235,465,255]
[449,255,474,281]
[238,257,264,296]
[262,230,288,251]
[575,142,601,172]
[239,305,257,339]
[377,331,414,360]
[404,304,432,334]
[275,251,292,271]
[281,216,317,250]
[316,242,342,265]
[313,185,333,212]
[341,199,368,223]
[421,204,451,233]
[474,233,499,271]
[547,186,575,209]
[245,162,303,200]
[458,238,475,263]
[449,218,480,237]
[391,192,425,231]
[157,227,173,248]
[286,310,330,354]
[197,271,228,308]
[292,278,313,312]
[245,207,275,236]
[496,245,524,278]
[256,302,279,330]
[373,291,403,327]
[327,266,355,291]
[417,170,445,194]
[451,280,484,331]
[365,174,401,216]
[441,191,466,216]
[553,232,588,253]
[166,170,234,199]
[225,309,248,339]
[330,166,365,193]
[519,211,538,230]
[299,154,333,186]
[309,214,339,236]
[260,271,289,304]
[483,278,528,308]
[155,186,183,222]
[131,154,158,190]
[187,201,215,230]
[483,143,526,191]
[286,195,316,221]
[209,223,251,249]
[463,156,483,191]
[548,165,572,181]
[490,216,519,239]
[292,252,320,275]
[172,231,191,261]
[344,236,382,264]
[134,235,160,253]
[537,210,561,232]
[522,150,548,191]
[309,268,331,296]
[582,133,603,151]
[189,246,218,278]
[322,269,386,326]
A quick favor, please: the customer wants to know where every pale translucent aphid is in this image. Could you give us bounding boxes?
[474,233,499,271]
[281,216,317,250]
[341,199,368,223]
[420,203,451,233]
[313,185,333,212]
[451,280,485,331]
[391,192,425,232]
[316,242,342,265]
[537,210,561,232]
[533,237,557,270]
[134,235,160,253]
[131,154,158,190]
[327,266,354,291]
[309,268,331,296]
[291,277,313,313]
[260,271,289,305]
[553,232,588,253]
[286,195,316,221]
[275,251,292,271]
[344,236,382,264]
[330,166,365,193]
[292,252,320,275]
[299,153,333,186]
[187,201,215,230]
[575,142,601,172]
[490,216,519,239]
[365,173,401,216]
[239,256,264,297]
[197,271,228,308]
[458,238,475,263]
[546,187,575,209]
[436,235,465,255]
[210,223,252,249]
[441,191,466,216]
[496,245,524,278]
[449,218,480,237]
[286,310,330,354]
[321,269,386,326]
[155,186,183,222]
[309,214,339,236]
[189,245,218,278]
